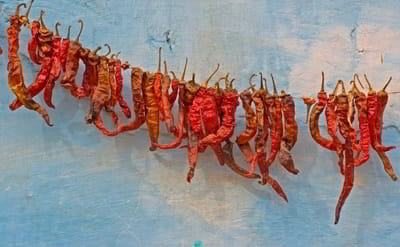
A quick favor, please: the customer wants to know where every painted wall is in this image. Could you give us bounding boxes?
[1,0,400,246]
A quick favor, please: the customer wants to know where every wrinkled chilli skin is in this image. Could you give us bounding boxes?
[325,92,344,175]
[143,72,160,151]
[7,4,52,127]
[113,67,146,135]
[236,89,257,164]
[10,11,53,111]
[277,93,299,175]
[334,138,354,225]
[115,60,132,118]
[60,41,81,94]
[43,31,62,109]
[27,20,41,65]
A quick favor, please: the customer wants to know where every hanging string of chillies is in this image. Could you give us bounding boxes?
[5,1,400,226]
[303,73,397,225]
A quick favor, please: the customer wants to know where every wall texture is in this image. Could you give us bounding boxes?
[0,0,399,246]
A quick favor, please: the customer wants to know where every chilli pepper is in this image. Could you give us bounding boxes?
[335,82,360,152]
[325,79,345,174]
[184,73,202,182]
[144,48,164,151]
[235,74,258,174]
[218,74,260,179]
[186,65,224,182]
[264,74,283,169]
[43,22,63,109]
[86,44,116,133]
[114,53,132,119]
[27,5,40,66]
[60,26,71,72]
[364,75,397,181]
[60,19,84,96]
[7,2,52,126]
[252,73,287,202]
[161,60,176,133]
[307,73,338,152]
[363,74,395,153]
[152,59,188,149]
[334,138,354,224]
[9,10,53,111]
[350,75,370,167]
[278,88,299,175]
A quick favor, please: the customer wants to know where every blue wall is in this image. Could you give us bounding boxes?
[1,0,400,246]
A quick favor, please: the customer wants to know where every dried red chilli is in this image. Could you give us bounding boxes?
[351,75,370,167]
[27,17,40,65]
[184,73,202,182]
[60,19,84,96]
[363,74,396,153]
[140,49,168,151]
[307,73,338,152]
[233,74,258,176]
[251,73,287,202]
[161,60,176,133]
[185,65,224,182]
[152,59,188,149]
[43,22,63,109]
[364,75,397,181]
[264,74,283,170]
[9,10,53,111]
[325,80,344,174]
[105,67,147,136]
[201,75,239,158]
[213,75,260,179]
[334,138,354,224]
[86,44,119,136]
[278,88,299,175]
[60,26,71,72]
[7,2,52,126]
[115,54,132,119]
[335,82,360,152]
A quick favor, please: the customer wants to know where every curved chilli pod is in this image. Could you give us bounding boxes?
[264,74,283,169]
[335,82,360,152]
[154,47,164,121]
[194,64,223,166]
[233,74,259,177]
[278,89,299,175]
[60,19,84,96]
[334,138,354,225]
[9,10,53,111]
[115,67,147,134]
[152,58,188,149]
[324,80,345,174]
[308,72,337,151]
[185,73,202,183]
[60,25,71,72]
[144,48,164,151]
[107,54,118,108]
[27,17,41,65]
[219,75,260,179]
[87,44,117,135]
[43,22,63,109]
[253,73,287,202]
[364,74,396,153]
[366,75,397,181]
[7,2,52,126]
[115,55,132,119]
[161,60,175,133]
[351,75,370,168]
[74,46,91,98]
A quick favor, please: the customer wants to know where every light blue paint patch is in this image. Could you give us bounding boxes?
[1,0,400,246]
[193,240,204,247]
